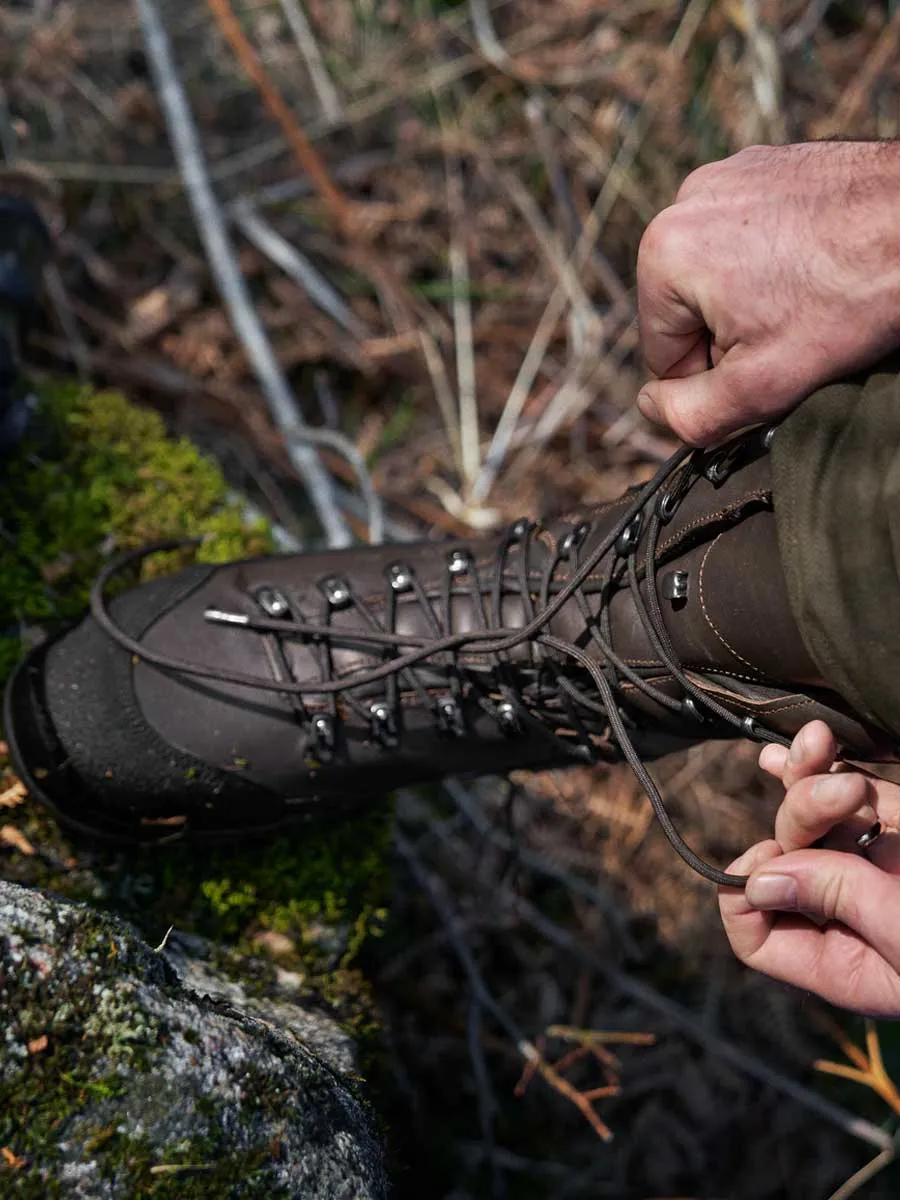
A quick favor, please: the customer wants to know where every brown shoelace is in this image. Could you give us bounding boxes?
[91,437,800,888]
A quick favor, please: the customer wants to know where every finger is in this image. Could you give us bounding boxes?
[759,743,788,779]
[636,211,706,379]
[675,160,727,203]
[781,720,837,790]
[758,723,838,784]
[659,337,712,380]
[774,771,875,853]
[744,848,900,970]
[636,354,775,446]
[717,839,783,962]
[728,912,900,1017]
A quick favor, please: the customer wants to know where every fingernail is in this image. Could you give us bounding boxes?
[637,390,660,423]
[745,874,798,911]
[759,744,786,773]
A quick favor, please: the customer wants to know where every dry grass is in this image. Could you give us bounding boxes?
[4,0,900,1195]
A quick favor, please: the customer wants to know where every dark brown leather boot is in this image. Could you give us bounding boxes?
[4,424,894,882]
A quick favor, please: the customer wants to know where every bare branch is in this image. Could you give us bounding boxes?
[135,0,351,547]
[277,0,343,126]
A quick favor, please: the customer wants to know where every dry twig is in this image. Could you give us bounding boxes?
[395,827,642,1144]
[815,1017,900,1200]
[206,0,352,234]
[277,0,342,126]
[472,0,711,504]
[136,0,351,547]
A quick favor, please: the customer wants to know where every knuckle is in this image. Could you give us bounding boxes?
[782,801,814,846]
[637,208,687,283]
[676,145,774,204]
[821,866,858,927]
[675,160,722,202]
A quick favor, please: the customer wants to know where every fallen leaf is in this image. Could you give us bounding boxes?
[251,930,296,957]
[122,263,202,346]
[0,780,27,809]
[27,1034,48,1055]
[0,826,35,856]
[40,553,76,584]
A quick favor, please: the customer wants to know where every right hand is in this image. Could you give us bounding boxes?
[636,141,900,445]
[718,721,900,1017]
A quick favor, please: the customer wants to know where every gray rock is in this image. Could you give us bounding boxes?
[0,880,389,1199]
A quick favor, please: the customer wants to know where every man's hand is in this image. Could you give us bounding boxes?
[718,721,900,1016]
[636,142,900,445]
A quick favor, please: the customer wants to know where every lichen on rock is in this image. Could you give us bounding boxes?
[0,880,389,1198]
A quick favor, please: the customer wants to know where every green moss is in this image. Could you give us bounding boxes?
[0,743,391,1028]
[115,806,392,1021]
[0,381,273,682]
[87,1127,287,1199]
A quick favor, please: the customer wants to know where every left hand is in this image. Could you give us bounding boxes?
[635,142,900,446]
[718,720,900,1016]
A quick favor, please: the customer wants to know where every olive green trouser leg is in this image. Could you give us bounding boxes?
[771,356,900,741]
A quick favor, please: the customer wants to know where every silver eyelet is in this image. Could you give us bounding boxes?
[255,586,291,618]
[320,576,352,608]
[509,518,530,540]
[437,696,465,737]
[496,700,519,733]
[559,523,590,556]
[448,549,470,576]
[311,714,336,758]
[370,701,399,747]
[656,490,679,524]
[388,563,413,593]
[682,696,704,723]
[704,454,731,485]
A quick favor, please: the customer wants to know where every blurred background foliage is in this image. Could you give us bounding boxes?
[3,1,900,1196]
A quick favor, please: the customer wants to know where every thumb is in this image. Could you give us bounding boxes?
[637,355,769,447]
[745,849,900,967]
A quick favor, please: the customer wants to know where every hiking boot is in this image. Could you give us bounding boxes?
[4,424,894,881]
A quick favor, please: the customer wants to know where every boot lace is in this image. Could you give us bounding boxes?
[90,434,794,887]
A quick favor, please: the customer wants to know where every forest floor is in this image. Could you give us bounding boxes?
[4,2,900,1196]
